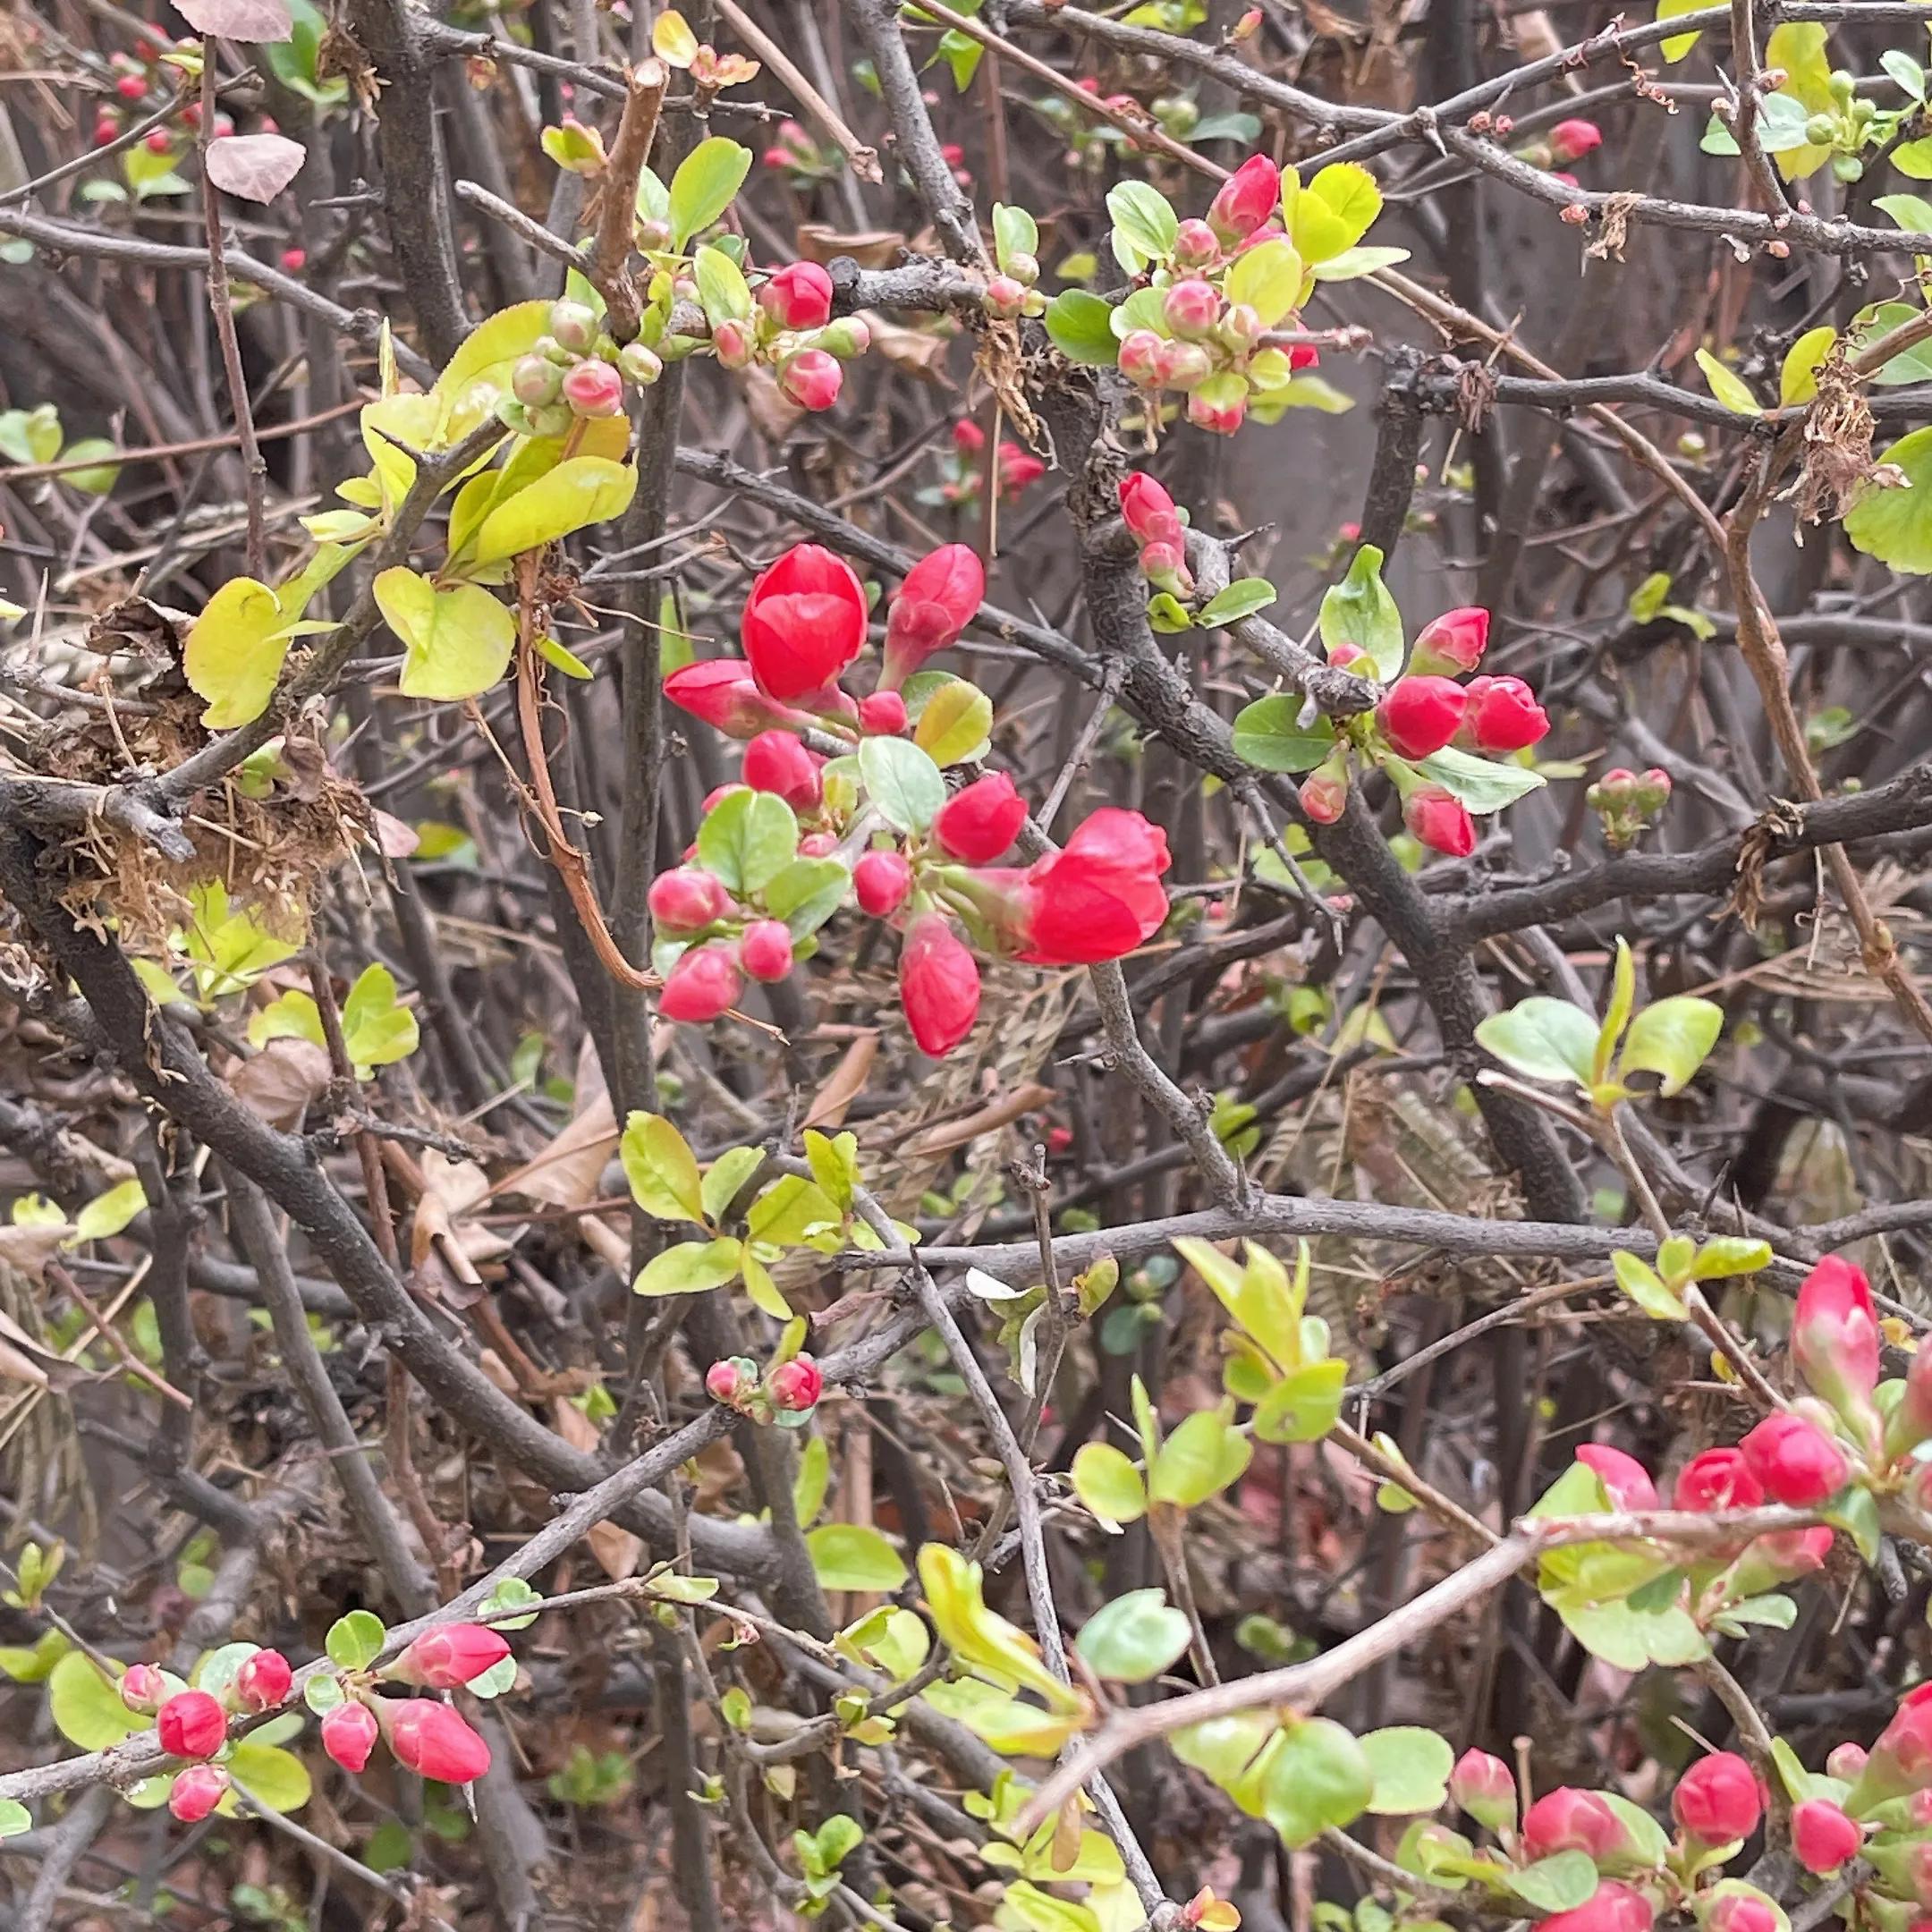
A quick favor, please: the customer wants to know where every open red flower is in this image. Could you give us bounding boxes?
[741,544,869,701]
[900,913,980,1056]
[882,544,983,689]
[1674,1446,1763,1513]
[1013,809,1170,966]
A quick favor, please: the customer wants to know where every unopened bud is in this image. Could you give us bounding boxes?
[512,354,563,407]
[1560,203,1590,225]
[617,342,664,386]
[547,299,598,354]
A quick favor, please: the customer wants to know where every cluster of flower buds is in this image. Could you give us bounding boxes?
[984,254,1046,323]
[1115,156,1318,435]
[706,1352,826,1423]
[659,536,1174,1055]
[312,1623,509,1785]
[94,35,230,150]
[499,297,665,437]
[710,259,869,411]
[936,420,1046,509]
[761,117,839,180]
[1587,766,1673,848]
[1120,472,1191,597]
[130,1644,294,1820]
[1513,116,1605,185]
[1356,607,1548,857]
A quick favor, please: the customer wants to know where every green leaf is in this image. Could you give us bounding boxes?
[1319,544,1404,681]
[621,1111,708,1223]
[1413,744,1546,814]
[992,201,1038,272]
[0,1799,30,1838]
[806,1524,909,1592]
[1656,0,1707,61]
[858,736,946,833]
[1231,698,1335,774]
[1308,243,1410,283]
[1251,1358,1348,1444]
[1826,1484,1881,1563]
[1361,1726,1454,1815]
[1692,1236,1773,1279]
[480,1576,544,1631]
[1223,239,1303,328]
[1695,348,1763,416]
[803,1129,859,1213]
[436,300,557,415]
[693,244,752,326]
[1620,996,1723,1096]
[912,679,994,766]
[1044,289,1121,366]
[373,568,517,702]
[1070,1441,1148,1527]
[59,438,121,496]
[763,857,850,939]
[792,1433,831,1528]
[1148,1405,1251,1508]
[1876,193,1932,237]
[1852,302,1932,387]
[1197,577,1278,628]
[698,787,799,894]
[700,1145,765,1224]
[1847,426,1932,571]
[1074,1588,1191,1682]
[1474,997,1598,1086]
[1258,1716,1374,1847]
[917,1543,1079,1711]
[1613,1250,1689,1321]
[471,457,638,565]
[633,1236,742,1296]
[229,1739,312,1815]
[339,963,419,1074]
[1780,326,1836,407]
[1106,179,1179,269]
[48,1652,141,1750]
[669,137,752,246]
[72,1176,148,1244]
[326,1609,386,1670]
[185,575,291,729]
[1504,1852,1601,1913]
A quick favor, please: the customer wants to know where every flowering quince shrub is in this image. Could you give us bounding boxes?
[17,1,1932,1928]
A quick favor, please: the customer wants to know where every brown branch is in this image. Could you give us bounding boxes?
[591,59,668,343]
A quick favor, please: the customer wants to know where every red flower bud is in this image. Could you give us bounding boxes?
[860,691,907,735]
[560,359,624,419]
[387,1700,492,1784]
[1461,674,1550,754]
[1540,1885,1652,1932]
[144,127,173,154]
[953,418,986,453]
[998,445,1046,497]
[1673,1752,1763,1845]
[169,1763,229,1821]
[1011,809,1171,965]
[1700,1890,1780,1932]
[1674,1446,1764,1513]
[1730,1524,1834,1595]
[1139,540,1194,597]
[120,1663,167,1715]
[853,850,914,918]
[1208,154,1282,245]
[1174,217,1221,267]
[1163,277,1222,340]
[278,246,307,273]
[1551,118,1604,165]
[1298,758,1349,825]
[707,1357,756,1403]
[1402,784,1476,858]
[1118,328,1165,386]
[741,544,868,701]
[1738,1411,1849,1506]
[390,1624,512,1690]
[157,1690,227,1760]
[1792,1800,1862,1874]
[741,729,823,810]
[713,317,755,369]
[882,544,983,688]
[234,1648,292,1713]
[1155,338,1214,392]
[1377,676,1468,759]
[1575,1443,1660,1511]
[900,913,980,1056]
[739,919,795,983]
[648,866,731,935]
[1826,1742,1868,1781]
[1449,1748,1517,1830]
[1120,472,1184,549]
[321,1699,379,1773]
[767,1354,824,1412]
[1792,1254,1880,1437]
[117,72,148,99]
[1522,1787,1626,1861]
[659,945,743,1023]
[664,658,808,740]
[780,348,843,411]
[1186,384,1247,436]
[758,260,834,331]
[935,772,1028,863]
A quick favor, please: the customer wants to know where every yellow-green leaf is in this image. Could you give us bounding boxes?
[185,576,288,728]
[1780,326,1836,406]
[1224,237,1304,328]
[621,1110,707,1223]
[373,568,517,702]
[71,1178,148,1245]
[807,1524,909,1593]
[340,962,419,1074]
[1695,348,1761,416]
[632,1236,743,1296]
[912,679,994,767]
[470,457,638,565]
[1657,0,1706,61]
